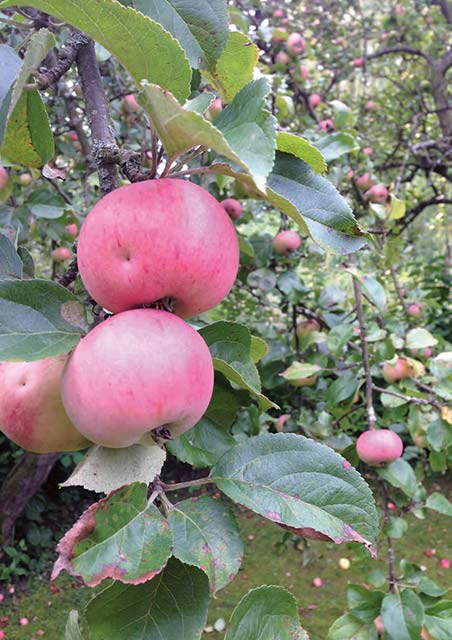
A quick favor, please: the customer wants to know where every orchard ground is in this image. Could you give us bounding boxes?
[1,477,450,640]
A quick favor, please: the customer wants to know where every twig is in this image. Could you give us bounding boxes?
[389,264,411,322]
[161,477,214,492]
[372,385,444,409]
[379,478,397,593]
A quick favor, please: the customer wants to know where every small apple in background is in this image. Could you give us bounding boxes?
[271,27,287,45]
[275,51,290,65]
[347,169,354,179]
[276,413,290,432]
[286,32,305,56]
[273,8,284,18]
[365,184,388,203]
[424,548,436,558]
[382,358,412,383]
[65,223,78,237]
[308,93,322,108]
[407,302,425,317]
[19,617,29,626]
[415,435,426,448]
[122,93,140,113]
[0,165,9,189]
[356,173,374,191]
[312,577,323,588]
[67,130,78,142]
[353,57,364,67]
[410,346,432,359]
[387,502,396,511]
[319,119,334,131]
[374,616,385,635]
[299,64,309,79]
[338,558,350,570]
[52,246,71,262]
[0,631,5,640]
[356,429,403,466]
[19,173,32,186]
[220,198,242,220]
[439,558,451,569]
[363,146,374,155]
[272,230,301,255]
[366,100,376,110]
[206,97,223,121]
[297,318,320,339]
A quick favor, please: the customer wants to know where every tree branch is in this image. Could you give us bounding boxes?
[366,45,432,64]
[32,30,89,90]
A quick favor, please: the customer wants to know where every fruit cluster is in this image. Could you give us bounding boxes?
[0,179,239,452]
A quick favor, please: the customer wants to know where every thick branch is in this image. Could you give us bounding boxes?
[34,31,89,89]
[432,0,452,23]
[366,45,432,64]
[396,197,452,233]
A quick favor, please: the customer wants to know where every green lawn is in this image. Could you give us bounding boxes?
[1,486,450,640]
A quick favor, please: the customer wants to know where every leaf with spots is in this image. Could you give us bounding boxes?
[0,234,23,281]
[52,483,172,587]
[168,495,243,594]
[0,279,84,361]
[211,433,378,552]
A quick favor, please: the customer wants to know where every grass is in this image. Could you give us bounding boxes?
[1,482,450,640]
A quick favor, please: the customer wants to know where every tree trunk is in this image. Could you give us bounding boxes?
[0,452,59,545]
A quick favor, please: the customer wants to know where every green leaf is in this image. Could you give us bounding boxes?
[327,324,354,354]
[327,613,378,640]
[0,279,84,361]
[381,590,424,640]
[347,585,384,624]
[29,203,66,219]
[0,44,22,147]
[383,516,408,538]
[133,0,228,70]
[427,420,452,452]
[430,352,452,380]
[418,576,448,598]
[86,558,209,640]
[60,442,166,494]
[65,610,84,640]
[200,321,277,411]
[425,600,452,640]
[329,100,353,128]
[203,31,259,102]
[168,496,243,593]
[316,132,360,162]
[425,492,452,517]
[361,276,387,312]
[184,91,215,114]
[406,328,438,350]
[226,586,309,640]
[247,267,276,292]
[0,234,23,280]
[0,0,191,103]
[326,373,358,405]
[380,386,408,408]
[2,89,54,167]
[280,361,322,380]
[250,335,268,363]
[378,459,417,498]
[389,194,406,220]
[211,433,378,550]
[267,152,367,254]
[276,131,327,174]
[167,376,240,467]
[53,483,172,587]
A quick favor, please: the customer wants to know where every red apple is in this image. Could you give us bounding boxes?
[366,100,376,110]
[424,548,436,557]
[299,64,309,79]
[374,616,384,635]
[353,57,364,67]
[365,184,388,203]
[65,223,78,238]
[407,302,425,317]
[77,179,239,318]
[439,558,451,569]
[382,358,412,383]
[387,502,396,511]
[347,169,354,179]
[276,414,290,432]
[410,346,432,359]
[363,146,374,156]
[312,577,323,587]
[286,32,305,56]
[52,247,71,262]
[319,119,334,131]
[220,198,242,220]
[272,230,301,255]
[206,97,223,121]
[0,356,89,453]
[19,173,32,186]
[123,93,140,113]
[61,309,214,448]
[0,165,8,190]
[308,93,322,108]
[275,51,290,65]
[356,429,403,466]
[0,632,4,640]
[67,131,78,142]
[273,8,284,18]
[19,617,29,626]
[356,173,374,191]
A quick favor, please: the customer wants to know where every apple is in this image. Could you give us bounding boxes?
[366,100,376,110]
[77,179,239,318]
[410,346,432,359]
[0,632,4,640]
[382,358,412,383]
[439,558,451,569]
[276,413,290,432]
[275,51,290,65]
[308,93,322,108]
[363,146,374,155]
[272,230,301,255]
[52,247,71,262]
[286,32,305,56]
[0,356,89,453]
[20,617,29,626]
[220,198,242,220]
[387,502,396,511]
[424,548,436,557]
[356,429,403,466]
[356,173,374,191]
[122,93,140,113]
[62,309,214,448]
[67,131,78,142]
[312,577,323,587]
[338,558,350,570]
[297,319,320,339]
[407,302,425,317]
[271,27,287,45]
[374,616,385,635]
[319,119,334,131]
[65,223,78,237]
[273,8,284,18]
[290,376,316,388]
[353,57,364,67]
[206,97,223,121]
[0,165,8,190]
[19,173,32,186]
[299,64,309,79]
[347,169,354,179]
[365,184,388,203]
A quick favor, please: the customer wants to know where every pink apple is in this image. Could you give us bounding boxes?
[439,558,451,569]
[297,319,320,339]
[353,57,364,67]
[220,198,242,220]
[366,100,376,110]
[272,230,301,255]
[0,356,89,453]
[374,616,385,635]
[410,346,432,359]
[408,302,425,317]
[299,64,309,79]
[387,502,396,511]
[273,8,284,18]
[356,173,374,191]
[319,119,334,131]
[363,146,374,155]
[0,593,3,602]
[77,180,239,318]
[0,632,4,640]
[19,173,32,186]
[65,223,78,237]
[271,27,287,45]
[308,93,322,108]
[206,97,223,121]
[312,577,323,587]
[275,51,290,65]
[382,358,412,383]
[424,548,436,557]
[67,131,78,142]
[286,32,305,56]
[61,309,214,448]
[356,429,403,466]
[276,414,290,432]
[52,247,71,261]
[20,617,29,626]
[347,169,354,179]
[123,93,140,112]
[365,184,388,203]
[0,165,8,190]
